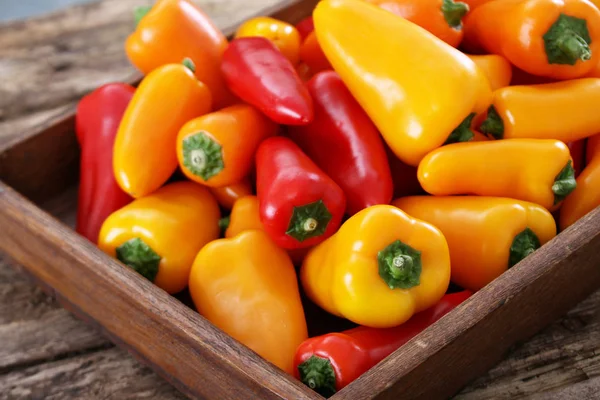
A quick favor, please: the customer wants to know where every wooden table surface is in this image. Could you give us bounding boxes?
[0,1,599,399]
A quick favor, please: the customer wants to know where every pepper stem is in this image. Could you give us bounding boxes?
[116,238,161,282]
[509,228,541,268]
[479,106,504,140]
[285,200,332,242]
[219,216,230,236]
[134,6,151,26]
[552,160,577,204]
[297,356,337,397]
[182,132,224,181]
[441,0,469,30]
[543,14,592,65]
[377,240,422,289]
[182,57,196,73]
[445,113,476,145]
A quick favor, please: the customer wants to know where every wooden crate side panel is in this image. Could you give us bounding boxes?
[333,207,600,400]
[0,183,322,400]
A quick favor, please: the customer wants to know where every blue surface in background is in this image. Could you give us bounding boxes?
[0,0,96,22]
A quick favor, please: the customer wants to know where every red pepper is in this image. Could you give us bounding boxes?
[75,83,135,243]
[221,37,314,125]
[568,140,587,177]
[385,144,425,198]
[296,16,315,40]
[288,71,392,215]
[256,136,346,249]
[294,291,472,396]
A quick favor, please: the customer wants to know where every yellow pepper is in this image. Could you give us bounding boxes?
[189,230,308,374]
[98,182,220,294]
[393,196,557,291]
[235,16,302,65]
[418,139,577,211]
[313,0,491,166]
[301,205,450,328]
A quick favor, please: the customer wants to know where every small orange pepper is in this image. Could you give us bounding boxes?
[98,181,220,294]
[208,177,253,210]
[467,54,513,91]
[235,16,302,65]
[393,196,557,291]
[463,0,600,80]
[461,0,495,10]
[176,104,278,188]
[418,139,577,211]
[114,61,212,198]
[560,133,600,230]
[299,31,333,73]
[189,230,308,374]
[126,0,235,109]
[365,0,470,48]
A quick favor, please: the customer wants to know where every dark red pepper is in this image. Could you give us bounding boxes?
[221,37,313,125]
[256,136,346,250]
[288,71,392,215]
[75,83,135,243]
[385,144,425,199]
[567,139,587,177]
[296,16,315,40]
[293,290,472,396]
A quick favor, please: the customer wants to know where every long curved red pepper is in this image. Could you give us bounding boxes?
[294,290,472,396]
[288,71,392,215]
[221,37,314,125]
[256,136,346,250]
[75,83,134,243]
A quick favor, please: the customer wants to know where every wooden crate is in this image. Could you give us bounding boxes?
[1,0,599,398]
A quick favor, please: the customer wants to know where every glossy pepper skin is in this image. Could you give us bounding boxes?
[221,37,313,125]
[208,177,253,210]
[98,182,220,294]
[365,0,470,48]
[418,139,577,210]
[479,78,600,143]
[299,32,333,73]
[314,0,490,166]
[75,83,134,243]
[235,16,301,65]
[296,16,315,40]
[188,230,308,374]
[114,62,212,198]
[467,54,513,91]
[176,104,278,188]
[393,196,557,291]
[293,291,471,396]
[288,71,393,215]
[560,134,600,230]
[257,137,346,250]
[126,0,234,109]
[463,0,600,80]
[301,205,451,328]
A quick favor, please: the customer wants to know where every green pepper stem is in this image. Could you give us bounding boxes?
[441,0,470,29]
[509,228,541,268]
[286,200,332,242]
[552,160,577,204]
[182,57,197,73]
[297,356,337,397]
[219,216,230,234]
[479,106,504,140]
[182,132,224,181]
[559,33,592,62]
[377,240,422,289]
[116,238,161,282]
[543,14,592,65]
[445,113,476,145]
[134,6,151,26]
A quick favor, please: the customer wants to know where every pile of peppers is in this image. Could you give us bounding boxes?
[75,0,600,396]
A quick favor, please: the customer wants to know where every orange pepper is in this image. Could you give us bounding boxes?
[560,133,600,230]
[225,195,310,265]
[235,16,302,65]
[463,0,600,80]
[126,0,235,110]
[299,32,333,73]
[478,78,600,142]
[176,104,278,188]
[208,177,253,210]
[418,139,577,210]
[461,0,495,10]
[98,182,220,294]
[393,196,557,291]
[114,61,212,198]
[188,230,308,374]
[365,0,469,48]
[467,54,513,91]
